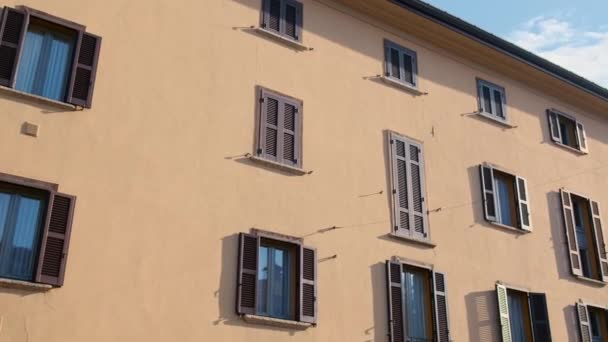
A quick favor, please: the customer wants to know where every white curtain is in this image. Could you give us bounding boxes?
[403,271,430,341]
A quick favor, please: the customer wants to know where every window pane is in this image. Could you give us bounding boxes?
[257,244,291,320]
[257,246,269,315]
[494,175,514,227]
[403,270,430,341]
[0,192,11,244]
[507,292,530,342]
[573,201,593,278]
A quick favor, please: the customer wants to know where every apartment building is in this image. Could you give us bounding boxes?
[0,0,607,341]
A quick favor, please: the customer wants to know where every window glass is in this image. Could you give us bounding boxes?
[494,172,516,227]
[402,268,431,341]
[257,244,292,320]
[507,291,532,342]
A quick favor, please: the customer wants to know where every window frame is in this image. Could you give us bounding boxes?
[384,39,419,89]
[476,78,508,123]
[260,0,303,43]
[577,301,608,342]
[547,108,589,154]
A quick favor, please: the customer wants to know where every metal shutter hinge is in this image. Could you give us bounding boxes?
[257,148,263,155]
[390,139,394,144]
[392,189,396,194]
[259,98,264,103]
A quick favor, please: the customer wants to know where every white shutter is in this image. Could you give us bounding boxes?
[496,284,512,342]
[516,176,532,231]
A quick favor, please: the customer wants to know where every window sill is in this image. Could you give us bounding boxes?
[379,76,428,96]
[551,141,588,155]
[0,86,78,111]
[248,156,311,175]
[575,276,606,286]
[476,111,517,128]
[389,232,436,248]
[253,27,312,51]
[489,221,530,234]
[242,314,313,330]
[0,278,52,291]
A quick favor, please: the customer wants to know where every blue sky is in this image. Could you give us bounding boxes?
[424,0,608,87]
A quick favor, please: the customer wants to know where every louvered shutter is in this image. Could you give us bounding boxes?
[66,32,101,108]
[281,99,300,167]
[258,90,279,162]
[299,246,317,324]
[496,284,512,342]
[402,53,413,85]
[35,192,76,286]
[261,0,282,33]
[576,122,589,153]
[480,164,497,222]
[390,133,410,237]
[560,190,583,276]
[432,271,451,342]
[479,84,492,114]
[547,110,562,143]
[407,140,427,239]
[386,260,404,342]
[516,176,532,231]
[0,7,27,87]
[385,45,400,79]
[493,89,505,118]
[237,233,258,315]
[577,303,592,342]
[529,293,552,342]
[589,200,608,282]
[283,0,302,41]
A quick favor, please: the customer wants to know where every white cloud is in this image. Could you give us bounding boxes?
[508,16,608,87]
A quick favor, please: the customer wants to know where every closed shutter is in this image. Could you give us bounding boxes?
[589,200,608,282]
[281,101,300,167]
[560,190,583,276]
[0,7,27,87]
[576,122,589,153]
[284,0,302,41]
[66,32,101,108]
[479,84,492,114]
[408,141,427,239]
[529,293,552,342]
[35,192,76,286]
[516,176,532,231]
[386,45,401,80]
[493,89,505,118]
[237,233,258,315]
[547,110,562,143]
[299,246,317,324]
[432,271,451,342]
[386,260,404,342]
[576,303,592,342]
[390,133,410,236]
[262,0,281,32]
[480,164,497,222]
[496,284,512,342]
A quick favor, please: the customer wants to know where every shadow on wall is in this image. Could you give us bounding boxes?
[464,290,500,342]
[563,304,579,341]
[546,191,572,282]
[367,262,388,342]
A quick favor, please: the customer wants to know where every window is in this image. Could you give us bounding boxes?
[237,231,317,324]
[560,190,608,282]
[384,40,418,88]
[0,6,101,107]
[577,302,608,342]
[255,87,303,169]
[389,132,429,241]
[386,258,450,342]
[477,79,507,122]
[0,173,76,286]
[496,284,552,342]
[260,0,303,42]
[480,164,531,231]
[547,109,589,153]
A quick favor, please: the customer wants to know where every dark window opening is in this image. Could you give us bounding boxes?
[507,289,534,342]
[558,115,578,149]
[588,306,608,342]
[572,195,602,280]
[402,265,434,341]
[257,238,298,321]
[493,170,518,228]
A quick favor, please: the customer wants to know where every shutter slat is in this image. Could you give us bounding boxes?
[560,190,583,276]
[284,2,297,39]
[547,110,562,143]
[480,165,497,222]
[386,260,404,342]
[433,271,451,342]
[237,233,258,315]
[390,133,410,236]
[406,140,428,239]
[0,7,26,87]
[299,246,317,324]
[576,122,589,153]
[577,303,592,342]
[589,200,608,282]
[516,176,532,231]
[529,293,552,341]
[496,284,512,342]
[67,32,101,108]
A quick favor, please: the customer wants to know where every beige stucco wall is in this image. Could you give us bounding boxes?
[0,0,606,341]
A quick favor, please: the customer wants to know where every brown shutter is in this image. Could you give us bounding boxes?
[589,200,608,282]
[0,7,27,87]
[299,245,317,324]
[560,190,583,276]
[386,259,404,342]
[35,192,76,286]
[480,164,497,222]
[432,271,451,342]
[66,32,101,108]
[529,293,552,342]
[237,233,258,315]
[577,303,592,342]
[257,90,279,161]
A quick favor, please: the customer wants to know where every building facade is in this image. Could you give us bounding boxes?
[0,0,607,341]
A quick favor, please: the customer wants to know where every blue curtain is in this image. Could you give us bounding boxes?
[257,245,291,319]
[508,293,527,342]
[403,270,429,341]
[15,24,74,101]
[495,177,514,226]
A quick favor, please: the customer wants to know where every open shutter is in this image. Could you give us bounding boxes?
[529,293,552,342]
[560,190,583,276]
[577,303,592,342]
[35,192,76,286]
[516,176,532,231]
[0,7,27,87]
[237,233,258,315]
[284,0,302,41]
[66,32,101,108]
[480,164,497,222]
[547,110,562,143]
[390,133,411,237]
[432,271,451,342]
[281,99,300,167]
[576,122,589,153]
[299,246,317,324]
[496,284,512,342]
[589,200,608,282]
[386,260,404,342]
[407,140,428,239]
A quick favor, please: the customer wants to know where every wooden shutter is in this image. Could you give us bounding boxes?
[386,260,404,342]
[496,284,512,342]
[547,110,562,143]
[66,32,101,108]
[577,303,592,342]
[529,293,552,342]
[0,7,27,87]
[432,271,451,342]
[516,176,532,231]
[237,233,258,315]
[35,192,76,286]
[299,245,317,324]
[576,122,589,153]
[560,190,583,276]
[258,90,279,162]
[589,200,608,282]
[480,164,497,222]
[284,0,302,41]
